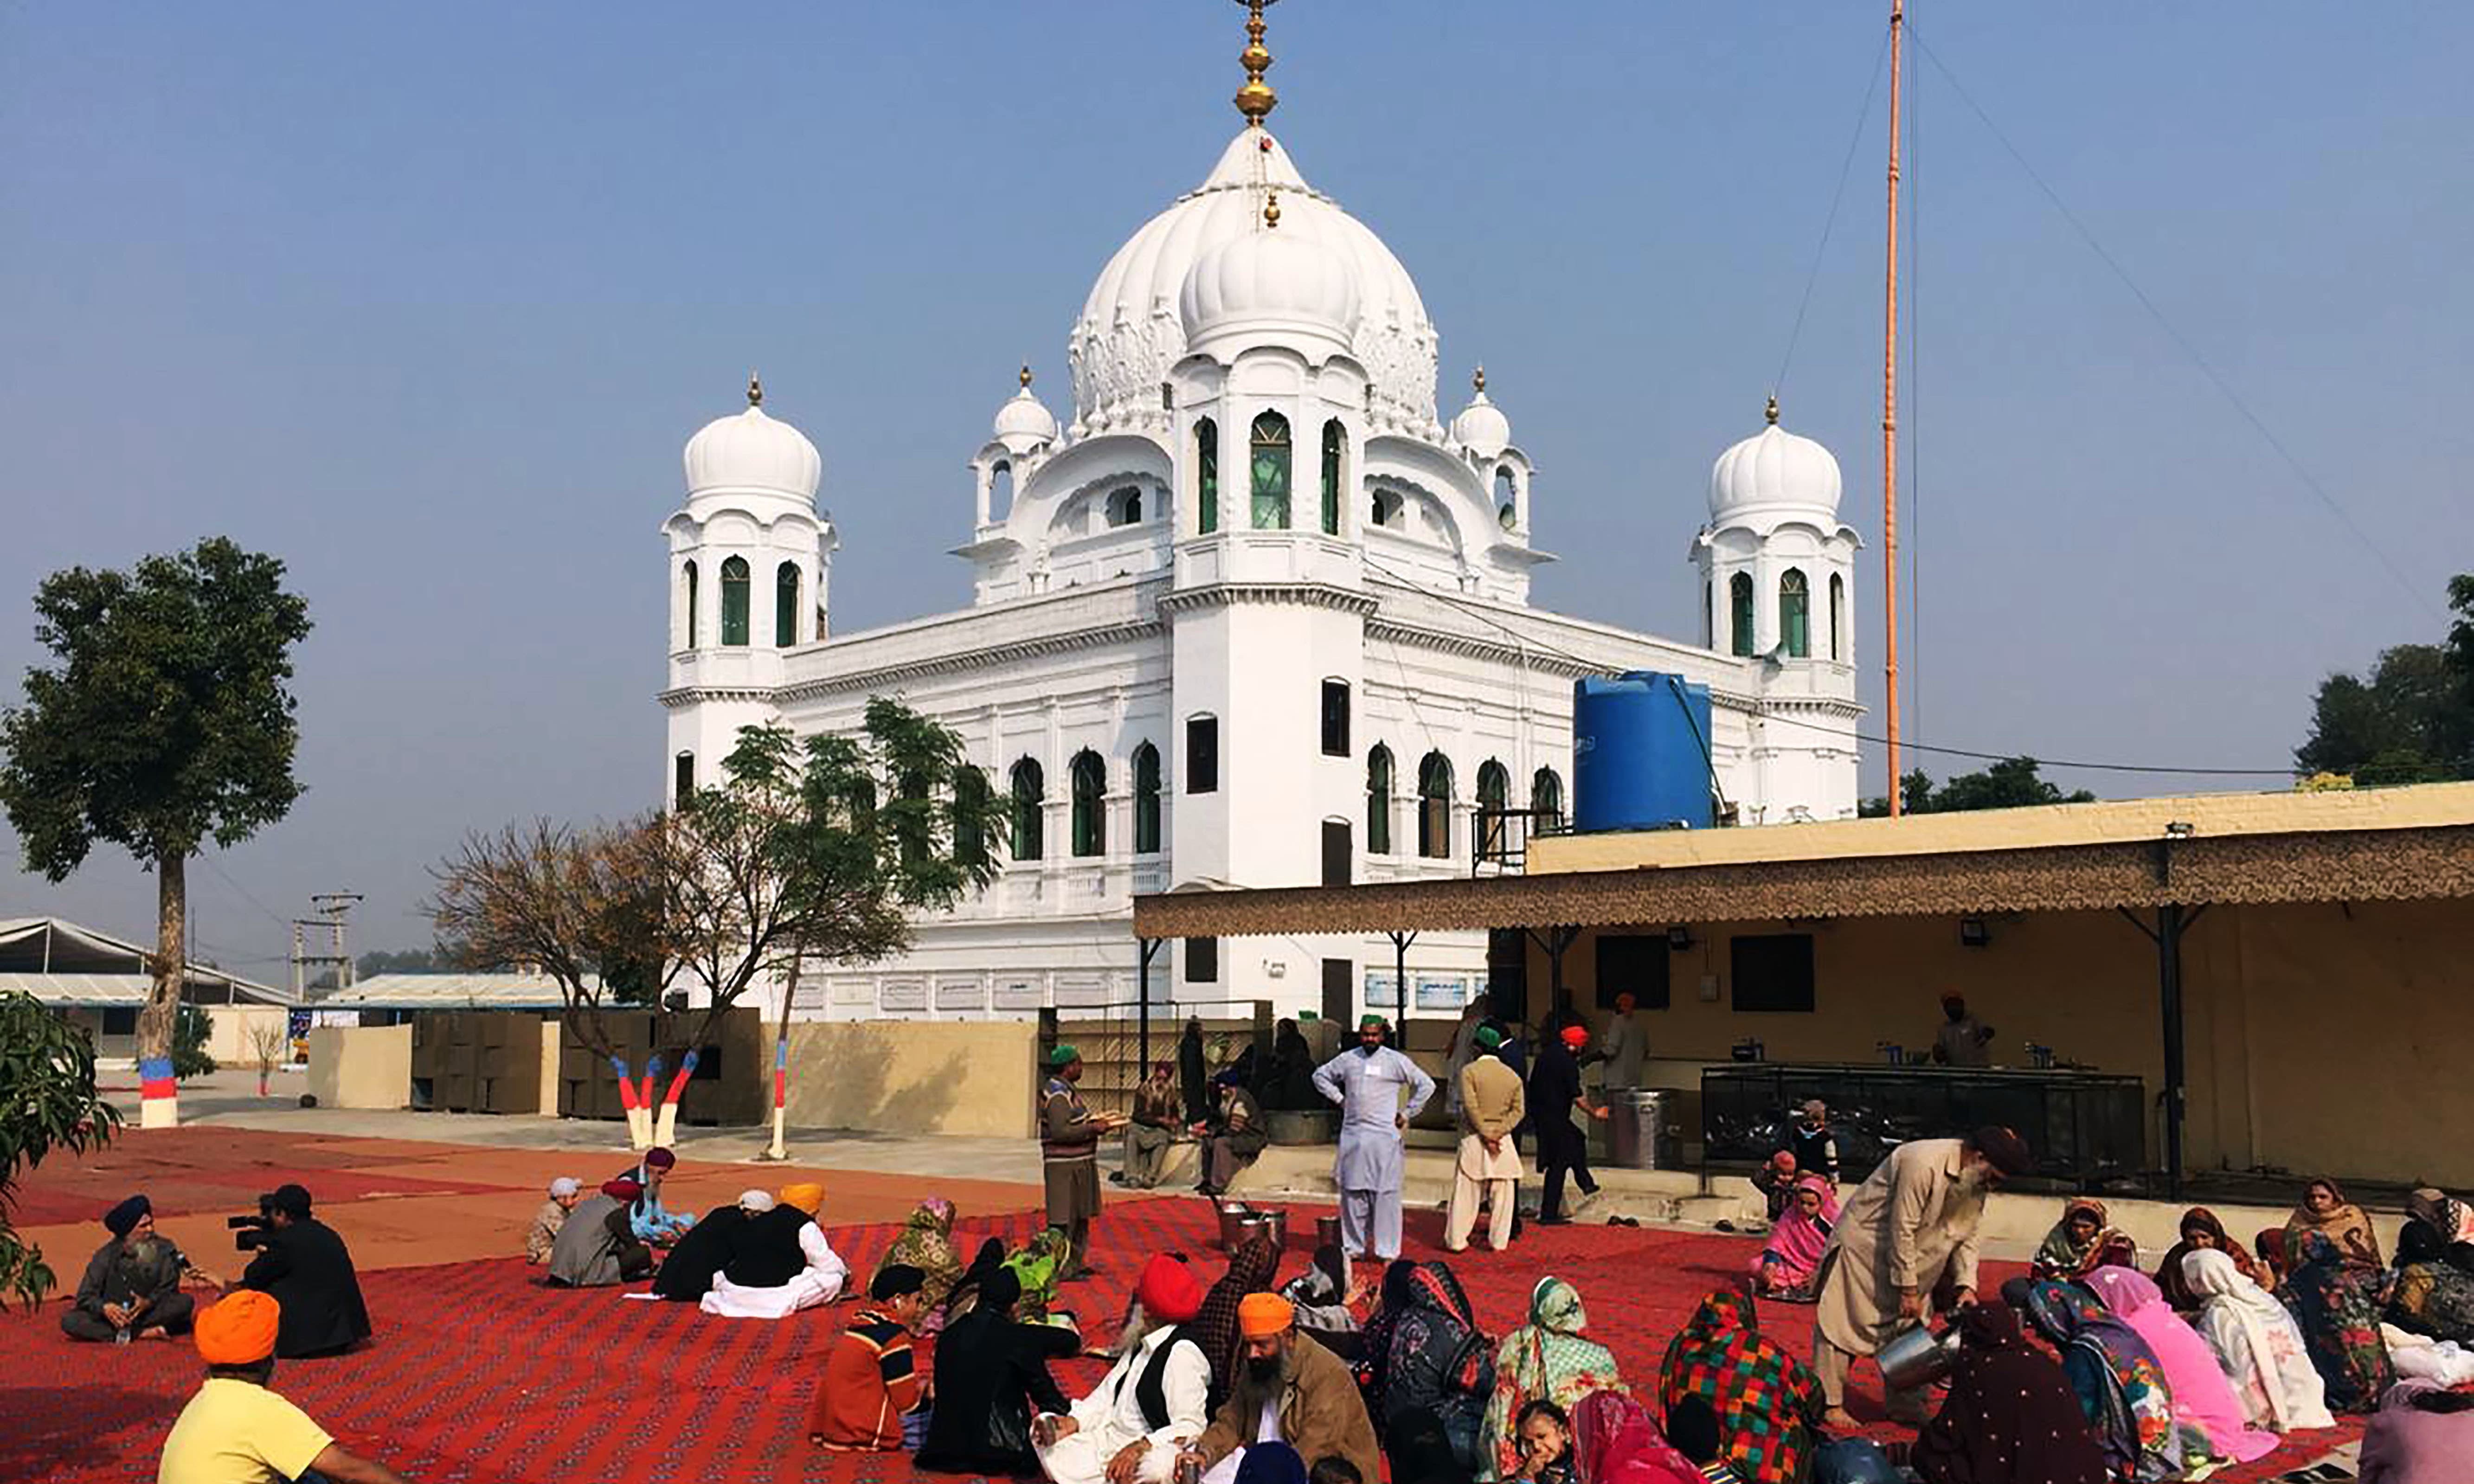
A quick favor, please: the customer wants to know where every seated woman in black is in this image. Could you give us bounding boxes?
[915,1266,1076,1475]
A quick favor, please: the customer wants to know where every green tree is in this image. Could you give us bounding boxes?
[1861,758,2094,816]
[171,1002,217,1079]
[0,989,122,1306]
[0,540,313,1096]
[430,698,1008,1150]
[2293,576,2474,782]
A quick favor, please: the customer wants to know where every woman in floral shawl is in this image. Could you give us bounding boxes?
[2407,1186,2474,1253]
[2015,1278,2187,1483]
[2285,1229,2395,1413]
[2084,1266,2279,1465]
[1479,1277,1624,1482]
[1749,1176,1838,1302]
[2282,1177,2383,1270]
[874,1197,964,1330]
[1655,1288,1822,1484]
[2151,1207,2265,1315]
[2181,1248,2334,1434]
[1358,1259,1495,1469]
[2033,1199,2134,1281]
[2387,1219,2474,1344]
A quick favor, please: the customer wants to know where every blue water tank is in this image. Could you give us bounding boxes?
[1572,672,1716,832]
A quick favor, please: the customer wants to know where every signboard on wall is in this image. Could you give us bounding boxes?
[829,977,873,1006]
[879,978,927,1013]
[1363,971,1399,1015]
[789,977,829,1011]
[1054,977,1108,1010]
[1415,976,1467,1011]
[992,978,1044,1011]
[935,978,984,1012]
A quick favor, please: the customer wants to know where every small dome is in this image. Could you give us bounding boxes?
[1177,201,1361,358]
[1709,405,1840,518]
[992,366,1058,450]
[684,379,820,500]
[1451,367,1510,459]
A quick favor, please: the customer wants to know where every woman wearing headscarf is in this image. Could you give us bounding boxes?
[2386,1220,2474,1344]
[2358,1377,2474,1484]
[1005,1227,1073,1323]
[1478,1277,1623,1482]
[1189,1235,1282,1410]
[915,1266,1077,1475]
[2180,1248,2334,1434]
[1357,1261,1493,1468]
[2150,1208,2263,1315]
[941,1236,1008,1326]
[1566,1392,1698,1484]
[1655,1289,1821,1484]
[2283,1177,2382,1270]
[2032,1200,2132,1281]
[2405,1187,2474,1255]
[1909,1300,2108,1484]
[874,1197,965,1328]
[2284,1229,2397,1413]
[2253,1229,2291,1288]
[1749,1176,1838,1302]
[2014,1278,2186,1484]
[2083,1266,2279,1465]
[1280,1243,1362,1354]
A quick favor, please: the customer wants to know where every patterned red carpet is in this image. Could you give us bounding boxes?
[3,1196,2358,1483]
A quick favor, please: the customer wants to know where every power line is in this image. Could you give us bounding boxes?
[201,854,289,931]
[1905,23,2439,622]
[1774,24,1893,403]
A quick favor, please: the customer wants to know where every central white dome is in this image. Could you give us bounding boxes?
[1177,211,1361,357]
[1709,419,1842,518]
[1071,129,1438,437]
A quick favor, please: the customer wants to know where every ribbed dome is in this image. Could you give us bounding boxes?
[1451,373,1511,460]
[991,375,1059,450]
[1176,214,1360,357]
[684,396,820,501]
[1709,419,1841,519]
[1071,129,1438,434]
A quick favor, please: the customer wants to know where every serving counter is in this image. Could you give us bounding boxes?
[1701,1062,2146,1186]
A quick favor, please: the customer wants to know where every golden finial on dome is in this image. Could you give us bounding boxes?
[1473,366,1487,394]
[1264,190,1280,229]
[1764,392,1779,425]
[747,373,764,408]
[1019,363,1034,390]
[1233,0,1278,127]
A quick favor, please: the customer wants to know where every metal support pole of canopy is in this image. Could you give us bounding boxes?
[1388,929,1418,1022]
[2118,901,2208,1200]
[1137,937,1163,1070]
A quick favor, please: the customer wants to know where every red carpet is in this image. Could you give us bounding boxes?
[1,1197,2358,1483]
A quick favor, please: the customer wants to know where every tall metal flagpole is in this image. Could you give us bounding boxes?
[1882,0,1906,814]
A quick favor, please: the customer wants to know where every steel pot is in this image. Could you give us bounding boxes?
[1877,1321,1962,1393]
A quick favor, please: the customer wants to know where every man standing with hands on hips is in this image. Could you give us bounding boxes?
[1810,1125,2033,1429]
[1311,1015,1434,1263]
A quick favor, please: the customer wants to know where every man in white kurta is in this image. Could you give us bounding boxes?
[1311,1015,1435,1262]
[1036,1320,1210,1484]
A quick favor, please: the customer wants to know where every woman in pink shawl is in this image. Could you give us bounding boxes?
[2084,1266,2279,1465]
[1749,1176,1838,1302]
[1572,1389,1700,1484]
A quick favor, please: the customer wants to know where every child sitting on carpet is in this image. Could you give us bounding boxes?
[810,1265,931,1452]
[1513,1401,1576,1484]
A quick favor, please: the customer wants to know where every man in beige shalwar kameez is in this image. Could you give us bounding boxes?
[1444,1027,1524,1253]
[1810,1125,2033,1428]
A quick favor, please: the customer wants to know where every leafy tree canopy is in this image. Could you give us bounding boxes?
[1861,757,2096,817]
[2292,573,2474,784]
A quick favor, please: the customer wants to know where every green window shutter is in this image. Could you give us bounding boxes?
[1196,420,1219,534]
[1250,413,1291,529]
[720,557,751,646]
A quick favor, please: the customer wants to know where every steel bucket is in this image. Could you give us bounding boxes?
[1217,1201,1287,1256]
[1877,1322,1961,1393]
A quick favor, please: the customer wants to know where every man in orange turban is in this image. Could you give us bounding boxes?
[1183,1291,1379,1484]
[159,1291,422,1483]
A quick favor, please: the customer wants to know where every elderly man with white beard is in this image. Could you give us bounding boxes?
[1810,1125,2034,1429]
[1035,1254,1212,1484]
[62,1195,223,1342]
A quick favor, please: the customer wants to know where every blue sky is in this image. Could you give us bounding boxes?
[3,2,2468,975]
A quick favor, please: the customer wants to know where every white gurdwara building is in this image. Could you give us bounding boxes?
[659,24,1860,1024]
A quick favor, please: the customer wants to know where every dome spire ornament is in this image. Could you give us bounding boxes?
[747,372,764,408]
[1263,190,1280,229]
[1473,365,1487,394]
[1019,363,1034,389]
[1765,392,1779,425]
[1233,0,1278,128]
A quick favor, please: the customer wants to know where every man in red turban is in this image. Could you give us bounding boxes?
[158,1290,422,1483]
[1035,1254,1214,1484]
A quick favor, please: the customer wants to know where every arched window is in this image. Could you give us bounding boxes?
[1417,752,1453,860]
[1532,766,1564,829]
[1069,750,1106,857]
[840,775,877,835]
[673,751,694,807]
[1780,568,1811,659]
[720,557,751,646]
[1495,466,1517,530]
[1105,486,1143,527]
[1319,421,1344,535]
[1132,743,1162,854]
[990,461,1015,521]
[954,766,990,866]
[1250,411,1291,528]
[1729,572,1755,657]
[1704,580,1715,649]
[895,770,929,867]
[1369,489,1404,529]
[1010,759,1044,861]
[775,561,801,646]
[1476,759,1510,858]
[1830,572,1846,661]
[1366,745,1394,855]
[1195,419,1219,534]
[681,560,700,648]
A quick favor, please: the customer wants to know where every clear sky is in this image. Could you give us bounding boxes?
[3,2,2469,978]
